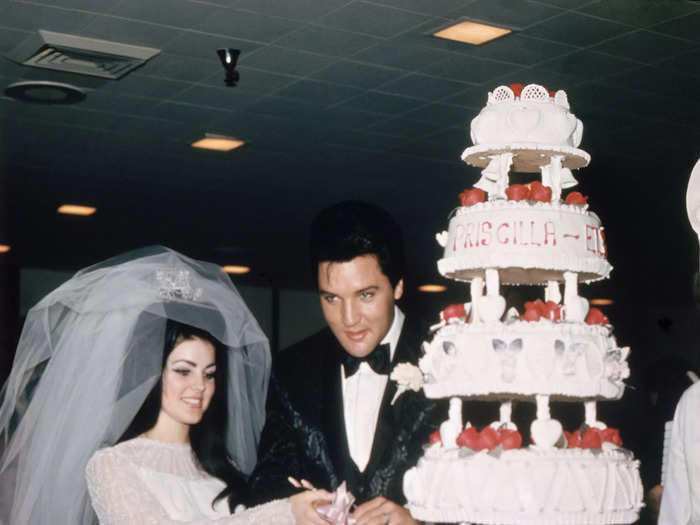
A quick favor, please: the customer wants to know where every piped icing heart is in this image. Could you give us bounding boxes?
[476,294,506,322]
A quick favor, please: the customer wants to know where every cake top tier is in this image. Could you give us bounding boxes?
[464,83,589,174]
[488,83,567,108]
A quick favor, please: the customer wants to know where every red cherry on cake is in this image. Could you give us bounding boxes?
[510,83,524,97]
[441,303,468,323]
[543,301,562,321]
[564,430,581,448]
[600,427,623,446]
[580,427,602,449]
[459,188,485,207]
[478,426,500,451]
[585,307,610,325]
[565,191,588,205]
[521,299,546,321]
[457,427,480,449]
[505,184,530,202]
[529,181,552,202]
[429,430,442,445]
[498,429,522,450]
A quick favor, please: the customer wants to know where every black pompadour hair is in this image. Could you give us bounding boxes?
[309,200,405,288]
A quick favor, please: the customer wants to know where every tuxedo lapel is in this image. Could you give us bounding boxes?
[363,324,419,478]
[320,336,357,489]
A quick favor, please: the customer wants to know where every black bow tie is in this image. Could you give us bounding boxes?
[342,343,391,377]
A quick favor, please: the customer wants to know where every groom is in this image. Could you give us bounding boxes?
[249,201,443,524]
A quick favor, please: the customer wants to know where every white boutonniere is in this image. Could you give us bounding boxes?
[389,362,424,405]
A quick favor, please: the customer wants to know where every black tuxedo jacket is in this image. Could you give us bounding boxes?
[247,323,444,506]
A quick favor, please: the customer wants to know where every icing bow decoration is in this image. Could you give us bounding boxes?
[389,362,424,405]
[316,482,357,525]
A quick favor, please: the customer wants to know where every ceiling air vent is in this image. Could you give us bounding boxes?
[7,30,160,79]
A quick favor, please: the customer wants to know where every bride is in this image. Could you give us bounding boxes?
[0,247,328,525]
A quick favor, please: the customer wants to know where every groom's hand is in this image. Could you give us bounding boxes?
[351,496,418,525]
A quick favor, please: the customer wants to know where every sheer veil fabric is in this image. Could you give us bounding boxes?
[0,246,271,525]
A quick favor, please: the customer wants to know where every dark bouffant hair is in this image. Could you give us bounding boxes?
[309,201,405,288]
[119,319,247,512]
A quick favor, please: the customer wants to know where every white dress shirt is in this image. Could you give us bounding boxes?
[341,306,404,472]
[659,381,700,525]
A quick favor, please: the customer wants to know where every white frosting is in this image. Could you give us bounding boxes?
[420,320,628,400]
[469,85,583,149]
[437,200,612,284]
[404,446,643,525]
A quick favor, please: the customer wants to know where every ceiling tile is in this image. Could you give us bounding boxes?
[195,8,300,42]
[420,53,522,84]
[535,0,593,8]
[242,46,335,76]
[351,40,454,71]
[107,0,212,29]
[78,92,159,114]
[321,107,386,129]
[232,0,349,21]
[578,0,700,28]
[245,95,321,119]
[81,15,176,48]
[140,53,219,83]
[310,60,403,89]
[99,73,192,99]
[202,66,297,93]
[525,11,633,47]
[365,0,473,17]
[451,0,563,29]
[319,2,431,38]
[651,11,700,43]
[0,27,28,54]
[163,30,261,59]
[0,3,95,33]
[274,25,381,57]
[537,50,640,84]
[439,84,489,107]
[335,91,423,115]
[592,30,697,65]
[402,102,470,126]
[170,84,261,111]
[323,128,405,151]
[367,116,444,139]
[457,33,576,65]
[378,73,471,100]
[146,100,222,123]
[606,65,700,102]
[659,48,700,78]
[275,79,362,106]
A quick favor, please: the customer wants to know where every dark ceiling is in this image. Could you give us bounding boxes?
[1,0,699,323]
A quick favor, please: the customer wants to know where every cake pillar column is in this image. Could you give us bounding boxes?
[531,395,563,449]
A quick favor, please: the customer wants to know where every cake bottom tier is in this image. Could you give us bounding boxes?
[404,446,643,525]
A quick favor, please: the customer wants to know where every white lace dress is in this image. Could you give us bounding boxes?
[86,437,294,525]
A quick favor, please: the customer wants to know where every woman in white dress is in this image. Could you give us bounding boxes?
[0,247,328,525]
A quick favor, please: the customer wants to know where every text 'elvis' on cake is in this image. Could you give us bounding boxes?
[391,84,643,525]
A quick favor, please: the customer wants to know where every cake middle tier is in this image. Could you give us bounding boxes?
[420,320,628,400]
[437,200,612,284]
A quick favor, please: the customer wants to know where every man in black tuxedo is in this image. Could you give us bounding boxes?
[249,201,442,525]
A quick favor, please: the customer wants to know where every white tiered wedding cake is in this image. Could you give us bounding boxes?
[398,84,643,525]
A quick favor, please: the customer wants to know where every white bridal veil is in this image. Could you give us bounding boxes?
[0,246,271,525]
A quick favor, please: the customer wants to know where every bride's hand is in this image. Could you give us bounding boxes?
[289,489,332,525]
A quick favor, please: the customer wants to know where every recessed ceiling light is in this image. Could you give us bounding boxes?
[418,284,447,293]
[192,133,245,152]
[57,204,96,216]
[433,21,511,45]
[222,265,250,274]
[0,245,11,253]
[4,80,86,104]
[590,298,614,306]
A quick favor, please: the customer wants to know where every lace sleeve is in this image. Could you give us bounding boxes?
[86,449,294,525]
